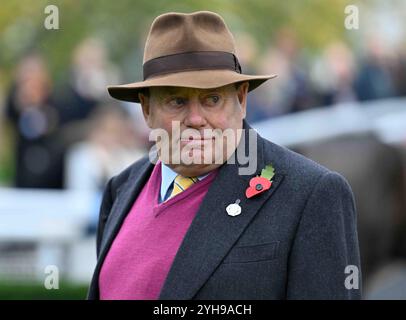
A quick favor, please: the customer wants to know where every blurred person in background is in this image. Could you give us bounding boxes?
[119,100,152,147]
[234,31,271,123]
[55,37,121,146]
[4,53,64,188]
[65,103,146,234]
[310,41,358,106]
[65,103,146,192]
[354,36,396,101]
[257,27,314,116]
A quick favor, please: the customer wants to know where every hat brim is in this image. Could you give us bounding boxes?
[107,69,277,103]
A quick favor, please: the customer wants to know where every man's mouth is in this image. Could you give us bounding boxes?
[180,137,214,142]
[179,137,215,149]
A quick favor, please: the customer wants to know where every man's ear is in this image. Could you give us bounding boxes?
[138,92,152,128]
[237,82,249,119]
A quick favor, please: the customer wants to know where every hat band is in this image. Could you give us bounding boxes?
[143,51,242,80]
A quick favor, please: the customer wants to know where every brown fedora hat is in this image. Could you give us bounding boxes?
[108,11,277,103]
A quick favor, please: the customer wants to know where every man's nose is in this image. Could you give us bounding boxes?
[184,100,207,128]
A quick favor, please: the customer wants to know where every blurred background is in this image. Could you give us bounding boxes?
[0,0,406,299]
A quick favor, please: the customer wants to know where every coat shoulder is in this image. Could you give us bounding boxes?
[261,137,341,186]
[260,136,355,203]
[264,139,332,176]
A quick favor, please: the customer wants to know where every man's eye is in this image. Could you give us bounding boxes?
[206,95,220,105]
[169,97,186,107]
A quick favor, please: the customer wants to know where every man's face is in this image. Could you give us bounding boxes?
[139,82,249,176]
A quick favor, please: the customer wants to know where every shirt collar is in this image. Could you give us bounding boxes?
[160,162,209,202]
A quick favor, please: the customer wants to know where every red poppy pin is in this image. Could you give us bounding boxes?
[245,164,275,199]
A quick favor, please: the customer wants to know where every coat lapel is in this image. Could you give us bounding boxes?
[159,124,286,299]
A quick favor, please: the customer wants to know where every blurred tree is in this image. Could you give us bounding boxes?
[0,0,352,83]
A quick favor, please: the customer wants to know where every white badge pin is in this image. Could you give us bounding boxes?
[226,199,242,217]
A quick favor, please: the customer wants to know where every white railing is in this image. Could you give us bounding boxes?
[0,188,97,283]
[253,97,406,146]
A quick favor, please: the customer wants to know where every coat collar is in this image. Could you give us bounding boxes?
[91,120,285,299]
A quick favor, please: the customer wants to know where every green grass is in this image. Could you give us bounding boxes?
[0,281,89,300]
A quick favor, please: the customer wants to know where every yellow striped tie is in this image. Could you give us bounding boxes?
[168,175,198,200]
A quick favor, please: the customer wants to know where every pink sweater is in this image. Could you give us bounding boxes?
[98,161,218,299]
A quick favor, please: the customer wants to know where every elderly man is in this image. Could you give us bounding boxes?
[87,11,361,300]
